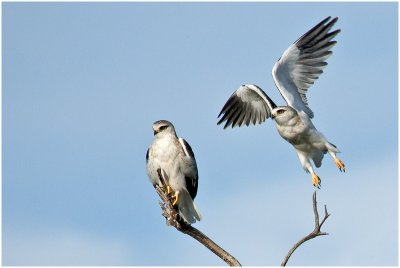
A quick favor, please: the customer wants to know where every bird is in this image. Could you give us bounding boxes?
[146,120,202,224]
[217,16,345,188]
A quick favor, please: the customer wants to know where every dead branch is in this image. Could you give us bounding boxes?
[281,191,331,266]
[155,169,242,267]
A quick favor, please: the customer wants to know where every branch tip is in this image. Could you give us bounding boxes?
[281,190,331,266]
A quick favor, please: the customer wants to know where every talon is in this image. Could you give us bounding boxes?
[312,173,321,189]
[335,158,346,172]
[166,185,172,194]
[172,191,179,206]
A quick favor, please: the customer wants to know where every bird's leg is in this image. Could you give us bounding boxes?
[166,185,178,206]
[334,157,346,172]
[158,169,175,194]
[171,191,180,206]
[301,157,321,189]
[165,182,178,206]
[166,185,173,194]
[311,172,321,189]
[328,151,346,172]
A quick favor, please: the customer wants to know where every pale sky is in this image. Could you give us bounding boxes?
[3,2,398,266]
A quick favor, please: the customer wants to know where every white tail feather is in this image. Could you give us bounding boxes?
[177,190,202,224]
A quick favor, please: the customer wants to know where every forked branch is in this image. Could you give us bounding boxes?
[155,169,242,267]
[281,191,331,266]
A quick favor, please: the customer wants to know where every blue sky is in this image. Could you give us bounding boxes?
[2,2,398,266]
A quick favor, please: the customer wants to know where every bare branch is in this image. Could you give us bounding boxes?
[155,169,242,267]
[281,191,330,266]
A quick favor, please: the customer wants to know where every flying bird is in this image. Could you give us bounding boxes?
[217,17,345,188]
[146,120,201,224]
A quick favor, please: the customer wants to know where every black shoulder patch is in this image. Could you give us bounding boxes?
[181,139,195,158]
[146,148,149,163]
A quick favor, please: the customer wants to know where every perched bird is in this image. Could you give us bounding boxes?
[217,17,345,188]
[146,120,201,224]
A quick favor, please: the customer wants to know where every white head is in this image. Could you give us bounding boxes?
[271,106,298,125]
[152,120,177,137]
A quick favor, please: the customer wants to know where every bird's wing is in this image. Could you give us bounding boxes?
[178,138,198,200]
[146,148,149,164]
[217,85,277,129]
[272,16,340,118]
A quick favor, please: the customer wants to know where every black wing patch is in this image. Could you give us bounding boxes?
[185,176,198,200]
[180,138,195,158]
[179,138,198,200]
[146,148,149,164]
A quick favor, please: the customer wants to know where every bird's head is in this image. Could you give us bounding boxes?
[271,106,297,123]
[152,120,176,137]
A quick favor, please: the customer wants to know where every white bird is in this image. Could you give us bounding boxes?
[146,120,201,224]
[217,17,345,188]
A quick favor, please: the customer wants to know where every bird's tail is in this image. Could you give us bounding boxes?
[326,142,340,154]
[178,190,202,224]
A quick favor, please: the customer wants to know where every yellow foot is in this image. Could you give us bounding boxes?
[312,173,321,189]
[171,191,179,206]
[335,158,346,172]
[166,185,172,194]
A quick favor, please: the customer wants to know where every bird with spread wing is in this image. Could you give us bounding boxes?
[217,17,345,188]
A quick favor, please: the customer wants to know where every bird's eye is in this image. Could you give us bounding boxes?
[159,125,168,131]
[277,109,285,115]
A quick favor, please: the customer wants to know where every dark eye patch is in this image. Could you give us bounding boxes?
[159,125,168,131]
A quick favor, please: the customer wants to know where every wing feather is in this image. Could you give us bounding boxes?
[178,138,198,200]
[272,16,340,118]
[217,85,277,129]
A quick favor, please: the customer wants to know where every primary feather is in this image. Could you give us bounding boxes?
[272,16,340,118]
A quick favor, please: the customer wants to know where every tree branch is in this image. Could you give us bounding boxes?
[281,191,331,266]
[155,169,242,267]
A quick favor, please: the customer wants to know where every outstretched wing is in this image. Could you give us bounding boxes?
[272,16,340,118]
[217,84,277,129]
